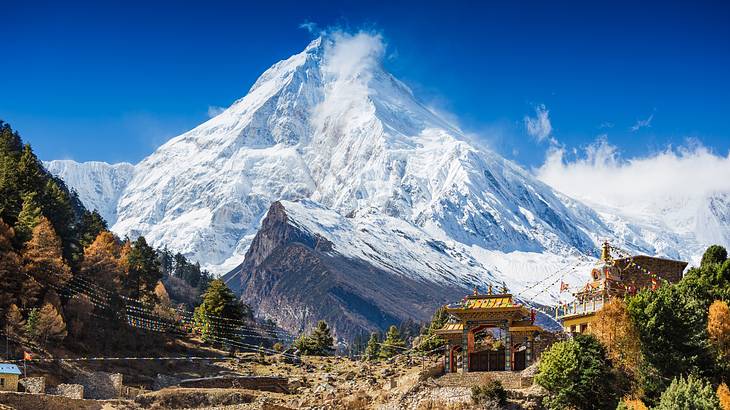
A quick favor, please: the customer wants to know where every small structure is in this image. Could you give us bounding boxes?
[436,288,544,373]
[557,241,687,333]
[0,364,21,392]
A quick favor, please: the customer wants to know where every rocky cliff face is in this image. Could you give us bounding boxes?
[223,201,471,339]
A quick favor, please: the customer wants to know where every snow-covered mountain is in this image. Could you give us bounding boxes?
[46,34,729,314]
[44,160,134,224]
[107,35,610,273]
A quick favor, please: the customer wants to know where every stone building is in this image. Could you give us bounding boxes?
[0,364,20,392]
[558,241,687,333]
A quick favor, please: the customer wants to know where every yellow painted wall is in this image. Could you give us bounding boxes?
[562,313,595,334]
[0,374,19,392]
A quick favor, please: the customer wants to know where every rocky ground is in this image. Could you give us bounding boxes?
[0,353,547,410]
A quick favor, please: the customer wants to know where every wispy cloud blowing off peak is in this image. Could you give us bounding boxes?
[537,137,730,209]
[524,104,553,143]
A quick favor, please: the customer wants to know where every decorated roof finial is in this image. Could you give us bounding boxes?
[473,286,479,296]
[601,240,611,263]
[502,282,508,294]
[488,284,493,295]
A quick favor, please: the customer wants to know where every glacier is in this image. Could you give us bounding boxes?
[44,160,134,225]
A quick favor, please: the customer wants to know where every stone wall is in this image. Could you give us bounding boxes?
[74,371,123,399]
[532,330,561,362]
[614,256,687,288]
[178,376,289,393]
[51,384,84,399]
[418,363,445,382]
[153,373,181,390]
[0,392,113,410]
[19,376,45,393]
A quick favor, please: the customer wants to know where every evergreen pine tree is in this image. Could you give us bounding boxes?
[15,192,42,245]
[157,246,174,276]
[40,179,79,264]
[173,252,187,278]
[25,308,39,340]
[78,210,108,248]
[293,334,318,355]
[0,219,22,309]
[418,306,449,353]
[654,374,720,410]
[311,320,334,355]
[17,144,45,196]
[364,332,380,361]
[194,279,246,340]
[125,236,162,299]
[379,325,406,359]
[0,122,22,225]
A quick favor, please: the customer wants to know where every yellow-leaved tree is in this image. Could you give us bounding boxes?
[21,217,71,305]
[717,383,730,410]
[81,231,122,291]
[589,298,643,380]
[708,300,730,359]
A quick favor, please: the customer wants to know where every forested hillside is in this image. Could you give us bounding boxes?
[0,120,284,359]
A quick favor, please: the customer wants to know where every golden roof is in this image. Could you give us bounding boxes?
[435,323,464,334]
[464,296,514,309]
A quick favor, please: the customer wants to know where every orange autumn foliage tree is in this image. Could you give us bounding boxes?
[589,298,643,376]
[81,231,123,291]
[21,217,71,306]
[708,300,730,359]
[619,397,649,410]
[718,383,730,410]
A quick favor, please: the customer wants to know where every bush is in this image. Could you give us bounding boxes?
[701,245,728,267]
[616,398,648,410]
[471,380,507,406]
[293,320,334,356]
[535,334,623,410]
[654,374,720,410]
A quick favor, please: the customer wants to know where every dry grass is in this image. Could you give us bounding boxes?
[415,399,472,410]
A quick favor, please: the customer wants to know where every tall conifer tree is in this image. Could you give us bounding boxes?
[0,220,22,309]
[22,217,72,305]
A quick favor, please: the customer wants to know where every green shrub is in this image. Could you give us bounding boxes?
[701,245,728,267]
[535,334,623,410]
[654,374,720,410]
[471,379,507,406]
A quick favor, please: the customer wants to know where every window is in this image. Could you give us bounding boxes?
[0,378,5,386]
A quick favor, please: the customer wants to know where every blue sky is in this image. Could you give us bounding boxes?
[1,0,729,168]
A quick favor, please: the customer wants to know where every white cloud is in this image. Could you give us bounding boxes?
[299,21,319,34]
[207,105,225,118]
[524,104,553,142]
[536,137,730,209]
[311,30,385,131]
[321,30,384,80]
[630,113,653,132]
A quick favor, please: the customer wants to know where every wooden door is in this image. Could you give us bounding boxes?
[513,350,526,371]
